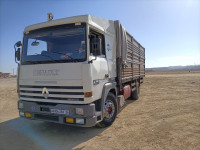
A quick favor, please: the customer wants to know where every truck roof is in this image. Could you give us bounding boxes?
[24,14,115,34]
[24,14,144,49]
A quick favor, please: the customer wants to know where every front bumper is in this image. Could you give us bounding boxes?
[18,100,101,127]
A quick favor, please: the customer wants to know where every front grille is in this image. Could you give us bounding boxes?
[20,85,83,89]
[21,95,84,101]
[20,90,84,95]
[19,85,84,102]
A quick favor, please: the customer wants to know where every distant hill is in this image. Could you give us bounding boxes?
[146,65,200,72]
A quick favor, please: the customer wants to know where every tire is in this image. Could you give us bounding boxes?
[131,81,140,100]
[97,93,118,128]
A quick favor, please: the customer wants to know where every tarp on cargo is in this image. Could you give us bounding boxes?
[114,20,127,65]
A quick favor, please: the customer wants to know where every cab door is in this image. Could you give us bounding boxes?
[89,29,108,81]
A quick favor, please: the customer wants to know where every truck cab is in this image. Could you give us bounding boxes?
[15,15,145,127]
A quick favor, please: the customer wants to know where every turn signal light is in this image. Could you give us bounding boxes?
[25,113,31,118]
[65,118,74,123]
[85,92,92,97]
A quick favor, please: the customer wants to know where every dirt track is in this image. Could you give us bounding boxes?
[0,71,200,150]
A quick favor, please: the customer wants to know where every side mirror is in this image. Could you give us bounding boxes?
[15,41,22,47]
[14,41,21,64]
[15,48,20,61]
[91,38,101,56]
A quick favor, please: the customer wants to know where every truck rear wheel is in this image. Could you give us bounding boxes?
[97,93,118,128]
[131,81,140,100]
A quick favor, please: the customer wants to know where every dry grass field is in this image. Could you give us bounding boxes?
[0,71,200,150]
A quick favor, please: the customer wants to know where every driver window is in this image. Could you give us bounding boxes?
[89,29,105,56]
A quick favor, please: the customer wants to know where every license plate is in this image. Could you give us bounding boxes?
[50,109,69,115]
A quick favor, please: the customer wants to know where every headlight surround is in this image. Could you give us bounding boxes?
[18,102,23,109]
[75,108,84,115]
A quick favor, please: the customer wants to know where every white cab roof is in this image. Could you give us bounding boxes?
[24,14,115,34]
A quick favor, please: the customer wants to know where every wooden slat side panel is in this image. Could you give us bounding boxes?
[121,31,145,83]
[116,25,145,85]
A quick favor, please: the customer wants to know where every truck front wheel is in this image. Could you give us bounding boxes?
[97,93,118,127]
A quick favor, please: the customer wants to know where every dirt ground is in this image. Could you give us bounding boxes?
[0,71,200,150]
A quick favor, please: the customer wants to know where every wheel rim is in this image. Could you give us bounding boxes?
[104,99,115,120]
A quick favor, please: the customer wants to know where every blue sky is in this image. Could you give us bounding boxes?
[0,0,199,74]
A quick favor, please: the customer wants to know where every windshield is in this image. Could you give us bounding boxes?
[22,23,86,64]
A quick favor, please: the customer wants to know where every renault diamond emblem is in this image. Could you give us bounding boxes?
[42,87,49,99]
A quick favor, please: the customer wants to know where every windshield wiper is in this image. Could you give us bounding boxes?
[40,53,59,63]
[23,61,39,64]
[49,51,77,62]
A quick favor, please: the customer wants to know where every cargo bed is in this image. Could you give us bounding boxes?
[115,21,145,87]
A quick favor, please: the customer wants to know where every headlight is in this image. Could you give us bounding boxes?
[76,118,85,124]
[75,108,84,115]
[18,102,23,109]
[19,112,24,117]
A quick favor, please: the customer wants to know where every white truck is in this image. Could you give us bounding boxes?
[15,14,145,127]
